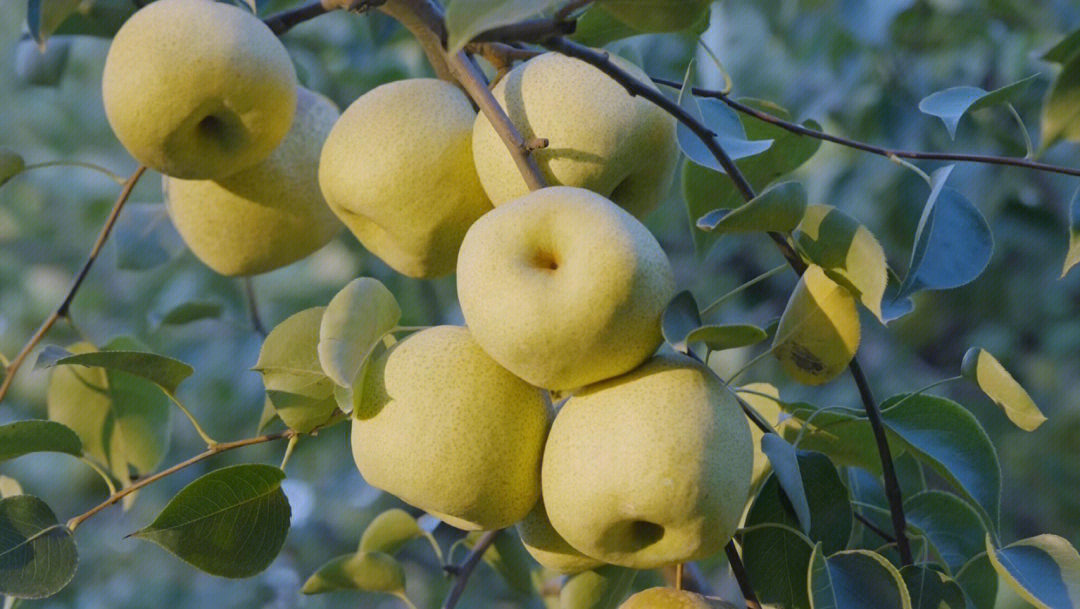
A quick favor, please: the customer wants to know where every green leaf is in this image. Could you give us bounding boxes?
[904,490,986,573]
[1062,187,1080,277]
[445,0,562,53]
[956,553,998,609]
[559,565,637,609]
[0,495,77,599]
[880,394,1001,530]
[0,420,82,462]
[133,464,290,578]
[676,77,773,174]
[358,509,423,555]
[569,5,640,46]
[0,148,25,186]
[760,434,812,535]
[27,0,134,43]
[661,291,701,352]
[685,324,767,351]
[152,301,223,328]
[780,401,885,475]
[807,545,912,609]
[1042,54,1080,149]
[467,530,535,596]
[597,0,711,32]
[901,566,966,609]
[301,551,406,595]
[961,348,1046,431]
[1044,28,1080,64]
[26,0,80,45]
[697,181,808,234]
[257,307,339,432]
[37,344,193,395]
[918,76,1037,138]
[987,534,1080,609]
[0,476,22,499]
[318,278,400,388]
[793,204,888,320]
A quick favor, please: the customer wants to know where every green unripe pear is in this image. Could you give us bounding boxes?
[457,186,674,391]
[102,0,297,179]
[351,326,551,531]
[772,265,861,385]
[542,354,753,569]
[619,587,729,609]
[599,0,712,32]
[472,53,679,219]
[319,79,492,278]
[518,498,605,574]
[164,88,341,276]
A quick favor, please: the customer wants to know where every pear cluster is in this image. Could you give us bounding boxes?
[101,0,753,577]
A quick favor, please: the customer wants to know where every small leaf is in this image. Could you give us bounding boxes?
[256,307,338,432]
[1042,54,1080,149]
[901,566,966,609]
[318,278,400,388]
[112,203,183,271]
[26,0,80,45]
[0,420,82,462]
[880,394,1001,530]
[697,181,807,234]
[661,291,701,353]
[677,79,773,173]
[559,565,637,609]
[358,509,423,555]
[1061,187,1080,277]
[133,464,290,578]
[956,553,998,609]
[1045,28,1080,64]
[961,348,1046,431]
[38,344,193,395]
[807,545,912,609]
[904,490,986,573]
[152,301,223,328]
[686,324,767,351]
[569,4,640,46]
[0,148,25,186]
[986,534,1080,609]
[918,76,1037,138]
[302,551,405,595]
[897,168,993,299]
[793,205,888,320]
[445,0,563,53]
[760,434,812,535]
[0,495,77,599]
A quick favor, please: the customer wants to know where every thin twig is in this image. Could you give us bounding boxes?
[242,277,268,337]
[854,511,896,544]
[67,428,295,531]
[262,0,335,35]
[725,541,761,609]
[441,530,499,609]
[0,166,146,404]
[652,77,1080,179]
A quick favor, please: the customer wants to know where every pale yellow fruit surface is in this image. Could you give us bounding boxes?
[773,265,861,385]
[542,354,753,569]
[165,88,341,276]
[472,53,678,219]
[737,382,786,487]
[619,587,724,609]
[351,326,551,531]
[518,498,605,574]
[600,0,712,32]
[102,0,297,179]
[319,79,492,278]
[456,186,675,391]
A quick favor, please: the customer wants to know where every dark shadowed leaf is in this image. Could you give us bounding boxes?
[0,495,77,599]
[961,348,1046,431]
[445,0,563,53]
[677,84,773,173]
[807,544,910,609]
[0,420,82,462]
[760,434,812,535]
[1063,187,1080,277]
[152,301,223,328]
[1042,54,1080,149]
[1044,28,1080,64]
[697,181,807,234]
[0,147,25,186]
[28,0,134,44]
[569,5,640,46]
[986,534,1080,609]
[918,76,1037,138]
[661,291,701,353]
[560,565,637,609]
[905,490,986,573]
[957,553,998,609]
[301,551,405,595]
[901,566,966,609]
[133,464,290,578]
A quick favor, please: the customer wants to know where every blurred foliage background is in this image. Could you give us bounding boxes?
[2,0,1079,607]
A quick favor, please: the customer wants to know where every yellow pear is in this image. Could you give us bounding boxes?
[619,587,728,609]
[542,354,753,569]
[472,53,678,219]
[102,0,297,179]
[737,382,786,487]
[351,326,551,530]
[772,265,861,385]
[456,186,675,391]
[164,88,341,276]
[599,0,712,32]
[319,79,492,278]
[518,498,605,574]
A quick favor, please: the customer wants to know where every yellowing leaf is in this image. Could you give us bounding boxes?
[986,534,1080,609]
[962,348,1046,431]
[1062,187,1080,278]
[773,265,861,386]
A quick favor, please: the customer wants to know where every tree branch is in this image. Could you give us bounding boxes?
[854,511,896,544]
[262,0,336,35]
[441,530,499,609]
[725,541,761,609]
[378,0,455,81]
[0,166,147,404]
[652,77,1080,179]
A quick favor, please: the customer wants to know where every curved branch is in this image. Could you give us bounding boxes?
[652,77,1080,179]
[0,166,147,404]
[263,0,335,35]
[441,530,499,609]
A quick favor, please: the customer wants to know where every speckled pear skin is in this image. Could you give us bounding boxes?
[351,326,551,531]
[164,88,342,276]
[102,0,297,179]
[619,587,722,609]
[772,264,861,385]
[518,498,605,574]
[472,53,678,219]
[456,186,675,391]
[542,353,753,569]
[319,79,493,278]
